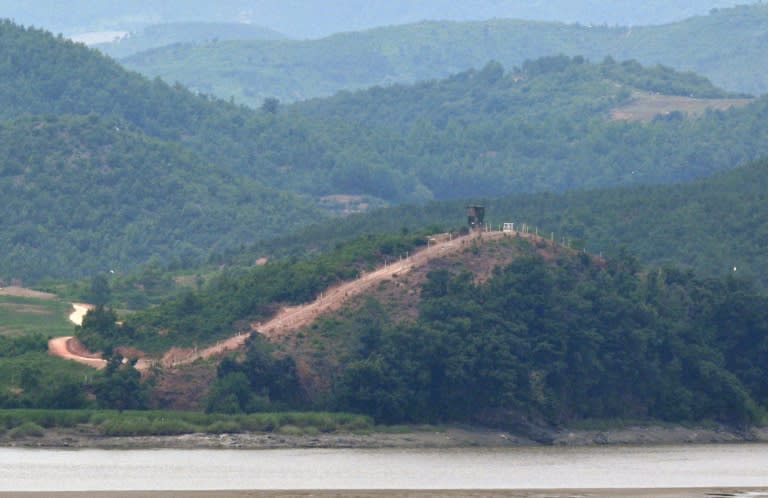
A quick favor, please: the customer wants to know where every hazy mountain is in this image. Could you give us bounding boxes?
[92,22,286,59]
[121,4,768,105]
[0,0,745,39]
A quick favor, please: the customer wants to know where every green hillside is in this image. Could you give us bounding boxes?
[4,20,768,284]
[0,114,318,282]
[0,20,335,282]
[244,156,768,288]
[320,241,768,426]
[289,56,768,201]
[105,230,768,427]
[121,4,768,105]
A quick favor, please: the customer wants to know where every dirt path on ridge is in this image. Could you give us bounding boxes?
[50,229,542,370]
[162,230,519,367]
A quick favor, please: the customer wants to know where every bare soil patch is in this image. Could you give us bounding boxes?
[150,362,217,410]
[610,92,752,122]
[0,286,57,299]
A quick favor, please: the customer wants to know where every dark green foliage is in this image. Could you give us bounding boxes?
[0,352,92,409]
[0,408,373,436]
[0,113,320,283]
[206,335,303,413]
[330,248,768,426]
[93,354,149,411]
[250,156,768,289]
[127,231,429,352]
[76,306,137,353]
[87,274,112,306]
[0,334,47,358]
[292,56,767,200]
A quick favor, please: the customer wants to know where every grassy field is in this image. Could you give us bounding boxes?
[0,294,73,338]
[610,92,753,122]
[0,408,373,437]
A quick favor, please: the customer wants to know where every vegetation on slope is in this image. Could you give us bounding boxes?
[120,4,768,105]
[197,235,768,427]
[78,231,434,354]
[237,155,768,288]
[325,245,768,427]
[0,114,318,282]
[290,56,768,201]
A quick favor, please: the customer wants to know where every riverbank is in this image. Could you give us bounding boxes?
[3,424,768,449]
[3,489,768,498]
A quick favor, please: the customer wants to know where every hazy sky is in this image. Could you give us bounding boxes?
[0,0,751,38]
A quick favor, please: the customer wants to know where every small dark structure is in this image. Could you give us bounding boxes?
[466,205,485,230]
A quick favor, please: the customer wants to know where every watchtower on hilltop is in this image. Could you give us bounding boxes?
[466,205,485,230]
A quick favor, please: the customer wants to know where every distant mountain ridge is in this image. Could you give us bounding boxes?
[0,0,743,39]
[120,4,768,104]
[92,22,286,59]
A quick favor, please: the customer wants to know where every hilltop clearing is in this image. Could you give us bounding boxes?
[610,92,752,121]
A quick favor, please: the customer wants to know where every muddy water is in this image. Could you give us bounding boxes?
[1,444,767,491]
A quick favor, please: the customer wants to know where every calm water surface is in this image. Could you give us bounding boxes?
[1,444,768,491]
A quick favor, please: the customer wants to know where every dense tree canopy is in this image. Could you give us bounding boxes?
[325,244,768,426]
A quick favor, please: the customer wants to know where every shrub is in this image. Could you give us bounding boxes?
[276,424,303,436]
[8,422,45,439]
[206,420,241,434]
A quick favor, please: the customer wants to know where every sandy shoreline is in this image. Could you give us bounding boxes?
[3,424,768,450]
[3,489,768,497]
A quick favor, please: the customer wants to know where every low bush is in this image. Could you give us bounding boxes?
[206,420,241,434]
[8,421,45,439]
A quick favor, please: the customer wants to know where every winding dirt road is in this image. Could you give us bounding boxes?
[50,229,535,370]
[47,303,108,369]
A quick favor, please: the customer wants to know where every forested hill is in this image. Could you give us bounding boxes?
[0,114,317,282]
[236,156,768,289]
[101,230,768,427]
[120,4,768,105]
[289,56,768,201]
[5,20,768,283]
[5,20,767,205]
[0,21,329,283]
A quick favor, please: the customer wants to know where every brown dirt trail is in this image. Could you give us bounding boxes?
[50,229,543,370]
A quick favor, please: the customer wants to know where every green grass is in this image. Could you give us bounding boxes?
[0,295,73,338]
[0,409,375,437]
[0,353,94,396]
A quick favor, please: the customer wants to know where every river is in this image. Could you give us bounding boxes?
[1,444,768,492]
